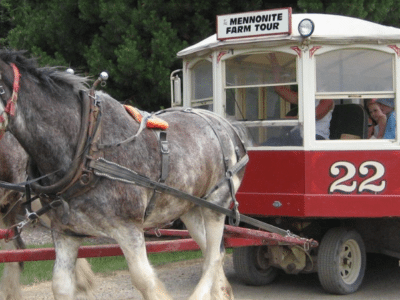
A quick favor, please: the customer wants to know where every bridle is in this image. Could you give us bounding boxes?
[0,63,21,140]
[0,65,105,234]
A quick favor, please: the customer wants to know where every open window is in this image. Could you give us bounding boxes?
[315,48,395,141]
[224,51,300,146]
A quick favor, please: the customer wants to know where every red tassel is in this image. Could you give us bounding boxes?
[4,100,15,116]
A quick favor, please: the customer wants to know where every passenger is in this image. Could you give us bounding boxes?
[375,98,396,139]
[367,117,377,139]
[367,100,386,139]
[265,53,334,146]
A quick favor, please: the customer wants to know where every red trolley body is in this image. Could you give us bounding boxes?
[173,8,400,295]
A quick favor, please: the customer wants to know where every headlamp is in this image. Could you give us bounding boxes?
[298,19,315,38]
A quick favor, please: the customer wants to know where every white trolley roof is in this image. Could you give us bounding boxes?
[177,13,400,58]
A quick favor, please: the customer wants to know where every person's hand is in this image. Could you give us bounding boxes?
[375,112,387,139]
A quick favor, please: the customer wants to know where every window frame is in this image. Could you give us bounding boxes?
[309,45,400,151]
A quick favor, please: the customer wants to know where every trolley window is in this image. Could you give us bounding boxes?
[316,49,393,94]
[190,59,213,110]
[225,52,300,146]
[315,49,395,141]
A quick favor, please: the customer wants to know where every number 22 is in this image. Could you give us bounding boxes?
[329,161,386,194]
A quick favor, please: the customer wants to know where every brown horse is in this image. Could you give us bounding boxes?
[0,132,96,299]
[0,49,248,299]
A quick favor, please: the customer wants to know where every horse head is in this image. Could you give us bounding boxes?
[0,50,91,181]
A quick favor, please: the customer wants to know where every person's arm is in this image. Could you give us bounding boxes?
[269,53,299,104]
[376,115,387,139]
[371,106,387,138]
[383,112,395,139]
[274,86,298,105]
[316,99,334,120]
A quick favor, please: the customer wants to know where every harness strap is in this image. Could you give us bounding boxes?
[159,131,169,183]
[202,154,249,199]
[185,110,231,172]
[180,109,248,225]
[88,157,292,237]
[0,167,62,193]
[145,130,170,218]
[98,112,151,149]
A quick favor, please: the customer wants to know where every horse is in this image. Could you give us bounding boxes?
[0,132,96,300]
[0,49,248,300]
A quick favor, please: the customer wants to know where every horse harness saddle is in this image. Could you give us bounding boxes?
[89,107,249,224]
[15,88,251,234]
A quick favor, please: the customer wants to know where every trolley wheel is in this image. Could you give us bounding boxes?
[317,227,366,295]
[233,246,278,286]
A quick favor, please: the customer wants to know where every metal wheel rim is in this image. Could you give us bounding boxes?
[254,246,271,272]
[339,239,362,284]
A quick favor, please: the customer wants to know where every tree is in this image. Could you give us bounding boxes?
[0,0,303,110]
[0,0,12,45]
[298,0,400,27]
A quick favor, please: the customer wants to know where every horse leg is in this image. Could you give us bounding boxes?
[51,230,82,300]
[0,238,23,300]
[180,207,206,251]
[0,192,24,300]
[111,224,172,300]
[31,199,96,298]
[76,258,96,299]
[182,196,233,300]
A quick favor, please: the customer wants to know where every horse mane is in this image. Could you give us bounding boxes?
[0,48,90,94]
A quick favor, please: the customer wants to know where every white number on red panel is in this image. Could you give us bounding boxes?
[329,161,386,194]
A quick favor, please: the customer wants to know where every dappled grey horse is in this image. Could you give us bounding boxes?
[0,132,26,300]
[0,49,248,299]
[0,132,95,300]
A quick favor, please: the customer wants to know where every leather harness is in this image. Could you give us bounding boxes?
[0,65,295,238]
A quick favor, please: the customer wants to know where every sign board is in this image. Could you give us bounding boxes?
[217,8,292,40]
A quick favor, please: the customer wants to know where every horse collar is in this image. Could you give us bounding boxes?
[0,63,21,139]
[27,88,103,202]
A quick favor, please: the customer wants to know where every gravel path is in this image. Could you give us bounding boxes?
[14,223,400,300]
[18,221,204,299]
[21,256,209,299]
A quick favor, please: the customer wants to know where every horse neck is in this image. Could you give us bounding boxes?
[12,78,82,179]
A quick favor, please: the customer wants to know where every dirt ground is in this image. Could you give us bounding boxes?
[20,252,400,300]
[21,256,207,299]
[15,223,400,300]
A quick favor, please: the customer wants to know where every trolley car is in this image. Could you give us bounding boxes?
[171,8,400,295]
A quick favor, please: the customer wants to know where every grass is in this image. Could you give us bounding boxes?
[0,242,215,286]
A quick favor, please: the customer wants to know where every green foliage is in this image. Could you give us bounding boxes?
[4,0,400,110]
[298,0,400,27]
[2,0,278,110]
[0,0,12,45]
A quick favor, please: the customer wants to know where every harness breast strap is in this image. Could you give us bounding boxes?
[145,130,169,218]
